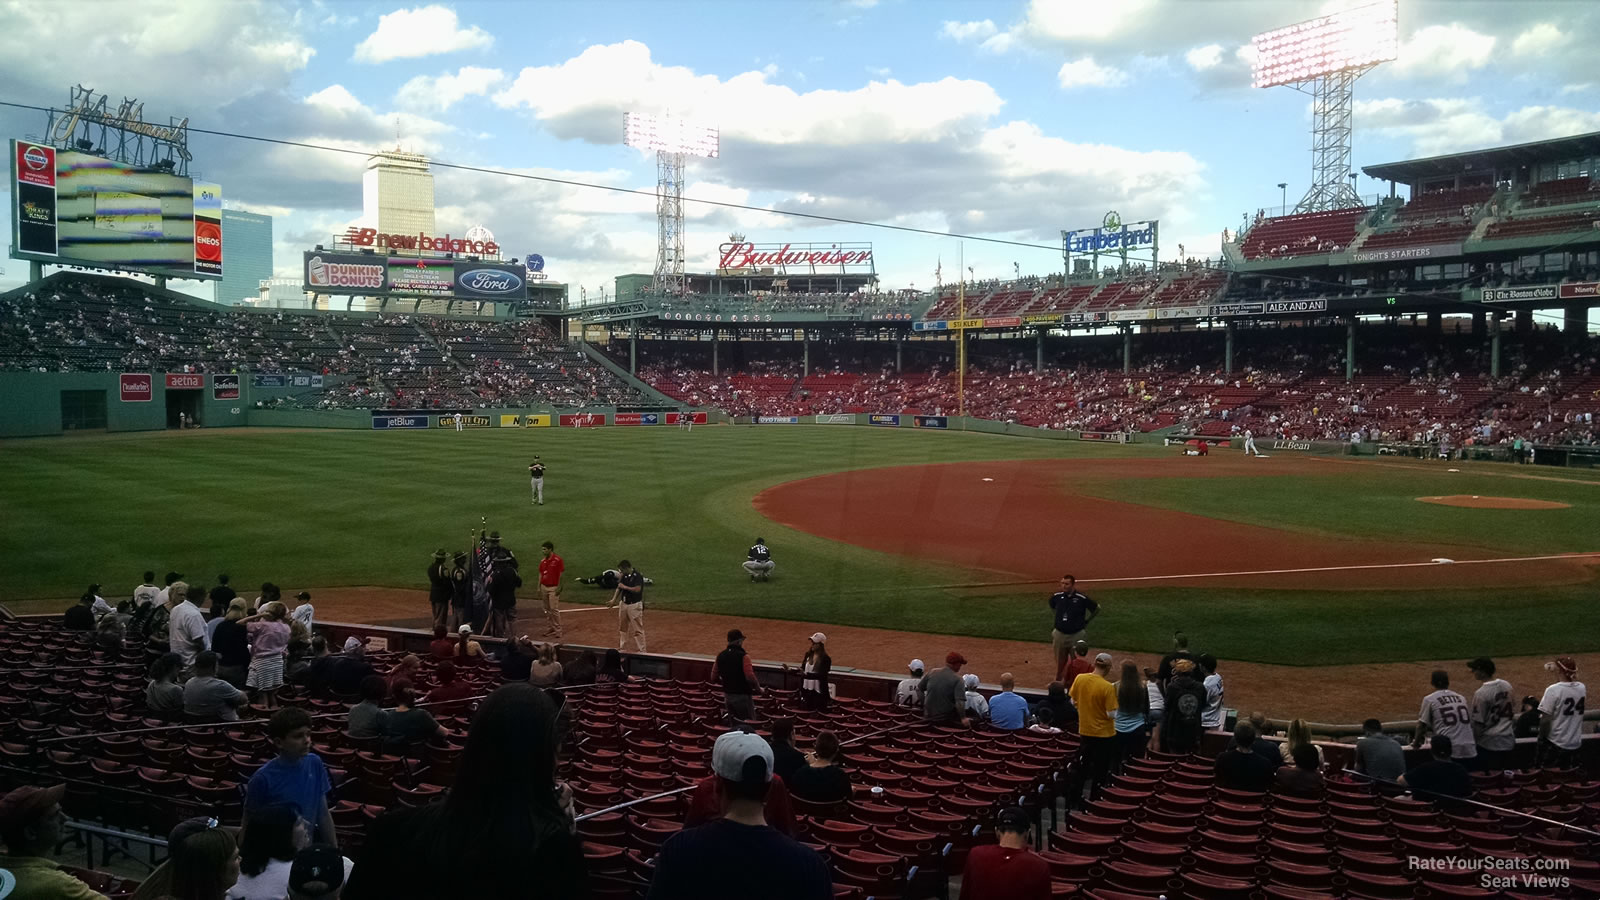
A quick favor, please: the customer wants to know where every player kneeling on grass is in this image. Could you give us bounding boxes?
[744,538,775,582]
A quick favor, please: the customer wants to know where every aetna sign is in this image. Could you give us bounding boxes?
[343,227,499,256]
[717,242,873,270]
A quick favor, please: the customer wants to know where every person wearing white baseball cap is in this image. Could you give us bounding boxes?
[648,732,832,900]
[798,633,831,710]
[896,659,925,708]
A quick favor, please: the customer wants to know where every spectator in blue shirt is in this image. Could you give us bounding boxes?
[246,707,337,847]
[988,674,1029,730]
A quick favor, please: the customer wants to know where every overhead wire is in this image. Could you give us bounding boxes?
[0,97,1592,330]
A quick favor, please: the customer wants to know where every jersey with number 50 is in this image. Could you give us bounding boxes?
[1419,689,1475,757]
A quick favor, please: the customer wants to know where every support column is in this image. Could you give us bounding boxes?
[1224,321,1235,376]
[1122,327,1132,374]
[895,336,903,373]
[712,332,719,376]
[1472,310,1486,338]
[1490,313,1502,379]
[803,334,810,378]
[29,261,43,283]
[1345,318,1356,382]
[629,334,636,376]
[1567,304,1590,338]
[1426,311,1441,333]
[1516,309,1533,334]
[1035,327,1044,373]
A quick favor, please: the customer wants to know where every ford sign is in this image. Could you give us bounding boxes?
[457,268,523,295]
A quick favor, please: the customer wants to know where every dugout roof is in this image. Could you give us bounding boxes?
[1362,131,1600,182]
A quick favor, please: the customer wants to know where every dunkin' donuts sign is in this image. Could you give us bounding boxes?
[307,254,385,290]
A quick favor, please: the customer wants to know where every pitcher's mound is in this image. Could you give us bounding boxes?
[1418,495,1570,510]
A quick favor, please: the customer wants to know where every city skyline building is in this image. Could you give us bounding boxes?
[362,148,436,236]
[215,209,273,306]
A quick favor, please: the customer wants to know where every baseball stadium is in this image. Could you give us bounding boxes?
[3,2,1600,898]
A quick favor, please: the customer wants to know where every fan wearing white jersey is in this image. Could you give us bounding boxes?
[1467,657,1515,771]
[1412,670,1477,764]
[1538,656,1587,769]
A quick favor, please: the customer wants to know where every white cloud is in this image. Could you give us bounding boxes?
[1056,57,1127,90]
[353,5,492,63]
[1358,97,1600,158]
[1016,0,1159,46]
[1391,24,1496,81]
[941,20,997,42]
[395,66,507,112]
[1511,22,1566,57]
[1185,44,1224,71]
[492,41,1202,247]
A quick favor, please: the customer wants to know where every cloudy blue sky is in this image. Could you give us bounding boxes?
[0,0,1595,299]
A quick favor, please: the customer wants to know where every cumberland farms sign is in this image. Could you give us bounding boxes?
[717,241,874,273]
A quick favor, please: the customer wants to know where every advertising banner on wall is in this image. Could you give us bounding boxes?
[371,414,429,429]
[1558,282,1600,300]
[867,414,901,426]
[816,414,855,424]
[754,415,799,424]
[434,415,490,428]
[1483,285,1557,303]
[913,415,948,429]
[523,414,552,427]
[251,374,287,388]
[559,413,605,428]
[302,251,528,302]
[289,374,324,388]
[211,374,239,400]
[614,412,663,426]
[165,373,203,390]
[192,181,223,277]
[119,373,152,402]
[12,141,58,257]
[499,415,522,427]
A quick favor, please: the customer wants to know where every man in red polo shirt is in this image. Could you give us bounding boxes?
[537,541,564,638]
[960,806,1049,900]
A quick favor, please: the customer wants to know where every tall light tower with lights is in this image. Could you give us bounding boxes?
[1252,0,1398,213]
[624,112,720,296]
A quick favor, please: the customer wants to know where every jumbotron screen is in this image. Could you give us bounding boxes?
[10,140,223,280]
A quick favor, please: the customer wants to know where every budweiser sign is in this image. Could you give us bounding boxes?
[341,227,499,256]
[717,242,873,270]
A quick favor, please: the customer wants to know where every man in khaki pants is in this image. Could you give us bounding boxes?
[536,541,564,638]
[608,559,646,652]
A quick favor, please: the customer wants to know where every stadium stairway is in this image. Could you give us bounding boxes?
[579,344,687,408]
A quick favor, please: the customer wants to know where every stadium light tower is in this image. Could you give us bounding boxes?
[624,112,720,296]
[1252,0,1397,213]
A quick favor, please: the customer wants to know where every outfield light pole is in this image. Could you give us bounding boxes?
[1278,182,1287,215]
[624,113,719,297]
[1252,0,1397,212]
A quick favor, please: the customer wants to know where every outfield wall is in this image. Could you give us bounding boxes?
[0,371,246,437]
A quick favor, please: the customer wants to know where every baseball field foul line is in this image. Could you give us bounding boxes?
[1074,552,1600,586]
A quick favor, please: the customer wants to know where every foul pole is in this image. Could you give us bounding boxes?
[956,242,965,418]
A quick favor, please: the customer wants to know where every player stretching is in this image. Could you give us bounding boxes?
[528,456,546,505]
[743,538,775,582]
[1242,429,1262,457]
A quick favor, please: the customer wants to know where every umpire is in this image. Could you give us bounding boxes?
[1049,574,1099,674]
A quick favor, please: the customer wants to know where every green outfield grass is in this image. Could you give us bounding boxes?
[2,426,1596,665]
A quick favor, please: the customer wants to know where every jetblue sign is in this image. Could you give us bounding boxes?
[371,414,429,430]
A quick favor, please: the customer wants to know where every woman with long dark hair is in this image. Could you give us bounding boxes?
[799,633,831,710]
[1113,659,1151,769]
[131,816,240,900]
[596,648,628,683]
[343,683,585,898]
